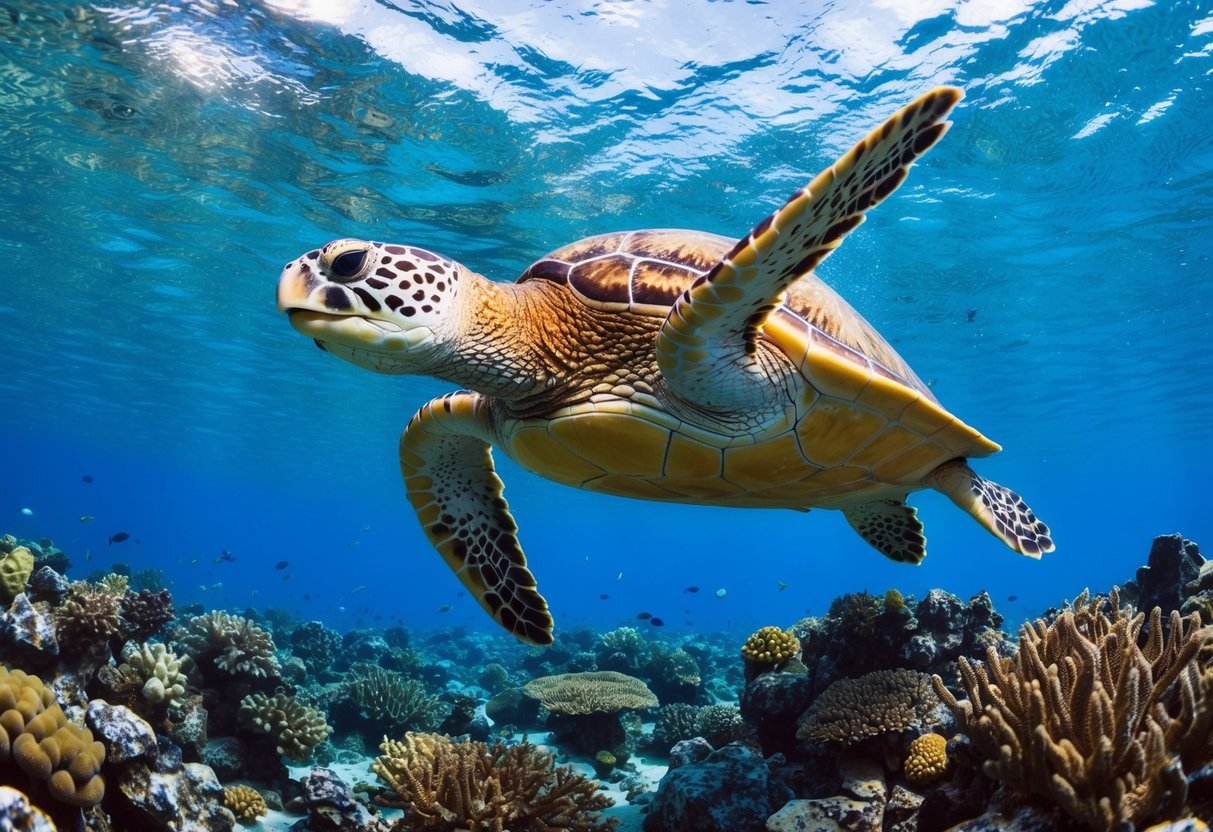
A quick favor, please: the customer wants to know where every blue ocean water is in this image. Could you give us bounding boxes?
[0,0,1209,641]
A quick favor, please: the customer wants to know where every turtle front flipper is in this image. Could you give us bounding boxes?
[399,391,554,645]
[842,499,926,564]
[656,87,962,405]
[924,459,1055,557]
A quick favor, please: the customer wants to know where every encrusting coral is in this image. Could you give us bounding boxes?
[0,666,106,807]
[118,641,188,708]
[741,626,800,666]
[903,732,948,785]
[797,668,940,744]
[223,784,268,824]
[932,588,1213,831]
[372,731,617,832]
[238,690,332,763]
[180,611,281,681]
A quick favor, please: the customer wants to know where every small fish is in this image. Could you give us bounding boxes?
[250,589,259,597]
[350,585,366,595]
[966,308,977,323]
[275,560,289,570]
[81,474,94,483]
[616,572,623,582]
[599,594,610,600]
[190,558,199,565]
[216,550,236,563]
[636,611,652,621]
[338,605,346,612]
[684,586,700,593]
[347,539,359,548]
[1008,594,1019,602]
[715,587,728,599]
[19,508,32,516]
[108,531,130,545]
[282,574,292,581]
[438,604,453,613]
[650,617,664,627]
[211,582,223,591]
[199,585,207,592]
[85,548,92,561]
[303,593,311,601]
[777,580,788,591]
[79,515,95,523]
[361,525,371,533]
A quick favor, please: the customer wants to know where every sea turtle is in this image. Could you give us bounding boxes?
[277,87,1053,645]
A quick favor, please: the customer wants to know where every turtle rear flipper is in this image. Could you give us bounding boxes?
[656,86,963,407]
[399,391,554,645]
[925,459,1054,557]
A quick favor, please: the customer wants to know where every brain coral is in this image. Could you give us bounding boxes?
[522,671,658,714]
[741,626,800,666]
[0,545,34,603]
[238,691,331,763]
[0,666,106,806]
[904,732,948,785]
[796,669,939,744]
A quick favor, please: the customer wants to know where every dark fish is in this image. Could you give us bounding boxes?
[275,560,289,570]
[636,611,652,620]
[684,586,700,593]
[599,594,610,600]
[966,308,978,323]
[1008,594,1018,602]
[650,617,664,627]
[82,474,94,483]
[303,593,310,601]
[217,550,236,563]
[108,532,130,545]
[438,604,453,613]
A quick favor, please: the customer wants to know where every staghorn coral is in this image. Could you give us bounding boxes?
[238,691,332,763]
[0,666,106,806]
[933,589,1213,831]
[224,784,268,824]
[523,671,658,715]
[118,641,188,708]
[54,583,122,653]
[741,626,800,666]
[119,589,175,641]
[0,546,34,603]
[345,664,448,733]
[372,732,616,832]
[904,732,948,785]
[180,611,281,682]
[797,669,939,744]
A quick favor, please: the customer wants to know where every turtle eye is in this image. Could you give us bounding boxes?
[330,249,368,280]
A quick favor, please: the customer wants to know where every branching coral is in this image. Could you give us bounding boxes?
[932,589,1213,831]
[345,664,448,733]
[180,611,280,682]
[54,583,122,653]
[119,589,175,641]
[224,784,268,824]
[118,641,188,708]
[372,732,617,832]
[0,666,106,806]
[796,669,939,744]
[238,691,331,763]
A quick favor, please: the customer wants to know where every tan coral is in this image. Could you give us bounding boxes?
[238,691,331,763]
[741,626,800,666]
[522,671,657,714]
[797,669,939,744]
[223,784,268,824]
[0,546,34,603]
[933,589,1213,831]
[0,666,106,807]
[118,641,188,708]
[372,731,616,832]
[903,732,948,785]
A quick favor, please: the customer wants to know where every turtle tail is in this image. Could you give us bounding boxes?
[924,459,1054,557]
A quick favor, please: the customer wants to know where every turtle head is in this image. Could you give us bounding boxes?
[277,239,464,374]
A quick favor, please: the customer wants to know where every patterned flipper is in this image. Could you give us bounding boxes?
[924,459,1054,557]
[842,499,927,564]
[656,86,963,402]
[399,391,554,645]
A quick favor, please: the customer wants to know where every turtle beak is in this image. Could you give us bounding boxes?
[277,257,318,314]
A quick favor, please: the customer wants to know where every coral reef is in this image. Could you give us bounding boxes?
[903,732,947,786]
[118,589,175,641]
[741,626,801,667]
[238,691,332,763]
[0,545,34,603]
[117,641,189,708]
[372,731,617,832]
[796,669,940,744]
[223,784,268,823]
[933,589,1213,831]
[523,670,658,714]
[179,611,281,683]
[343,664,448,734]
[290,620,342,673]
[53,583,121,654]
[0,666,106,806]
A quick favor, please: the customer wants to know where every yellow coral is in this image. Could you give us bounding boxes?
[522,671,657,714]
[0,666,106,807]
[904,733,948,785]
[224,784,268,824]
[0,545,34,603]
[883,588,906,612]
[238,691,331,762]
[740,626,800,665]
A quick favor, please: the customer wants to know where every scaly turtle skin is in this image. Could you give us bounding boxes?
[277,87,1053,645]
